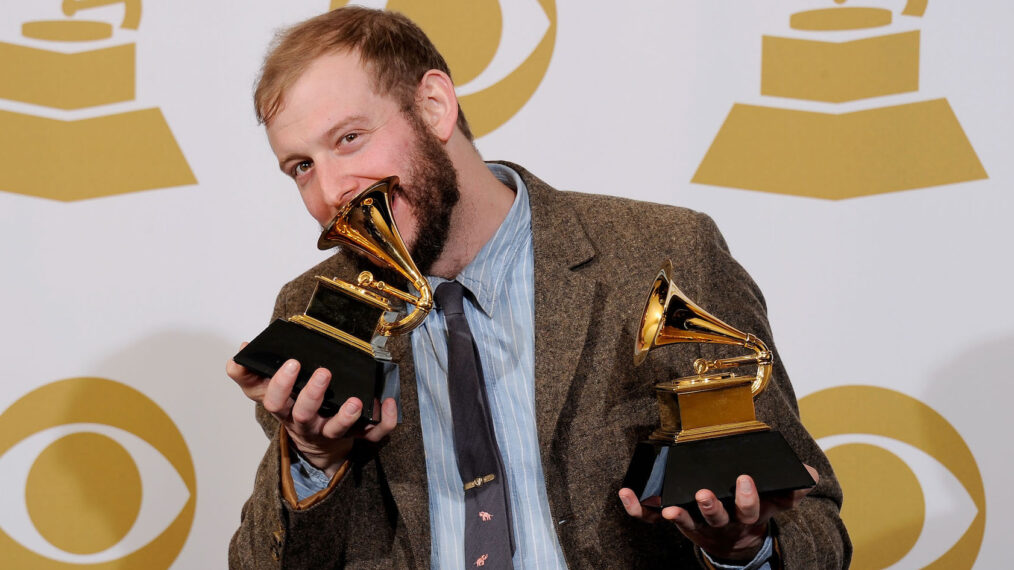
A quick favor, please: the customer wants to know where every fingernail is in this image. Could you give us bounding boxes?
[284,360,298,371]
[620,494,632,508]
[313,371,329,387]
[700,498,713,509]
[738,477,750,492]
[345,400,361,416]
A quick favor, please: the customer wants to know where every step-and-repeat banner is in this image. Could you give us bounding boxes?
[1,1,1008,568]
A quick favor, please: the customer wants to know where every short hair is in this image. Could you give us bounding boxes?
[254,6,473,140]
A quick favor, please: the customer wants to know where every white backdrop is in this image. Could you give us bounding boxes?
[0,1,1009,568]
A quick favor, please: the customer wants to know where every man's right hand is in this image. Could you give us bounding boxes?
[227,346,398,478]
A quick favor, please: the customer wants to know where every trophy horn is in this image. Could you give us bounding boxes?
[317,176,433,335]
[633,260,772,396]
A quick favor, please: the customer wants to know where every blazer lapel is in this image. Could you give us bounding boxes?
[514,165,597,466]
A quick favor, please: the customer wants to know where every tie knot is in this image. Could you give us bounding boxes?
[434,280,467,316]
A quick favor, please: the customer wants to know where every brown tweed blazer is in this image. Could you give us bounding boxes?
[229,163,851,569]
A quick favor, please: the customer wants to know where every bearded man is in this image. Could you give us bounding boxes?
[227,7,851,569]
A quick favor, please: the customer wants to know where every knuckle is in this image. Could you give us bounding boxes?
[263,393,289,414]
[291,407,315,424]
[227,367,249,384]
[333,415,357,435]
[274,362,298,382]
[322,425,347,440]
[299,382,322,400]
[363,429,384,443]
[328,420,356,441]
[240,388,262,402]
[737,509,760,525]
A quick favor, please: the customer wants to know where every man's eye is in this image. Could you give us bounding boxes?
[340,133,358,145]
[292,161,312,177]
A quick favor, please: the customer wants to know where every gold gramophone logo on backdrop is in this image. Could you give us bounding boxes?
[800,386,984,569]
[0,378,195,568]
[0,0,196,202]
[693,0,987,199]
[331,0,556,138]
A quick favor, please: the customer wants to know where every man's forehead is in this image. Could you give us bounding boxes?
[272,51,390,120]
[267,58,355,124]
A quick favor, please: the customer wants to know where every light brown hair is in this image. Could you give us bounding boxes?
[254,7,473,140]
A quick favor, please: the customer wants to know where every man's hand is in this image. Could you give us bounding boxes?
[228,345,398,477]
[618,465,819,562]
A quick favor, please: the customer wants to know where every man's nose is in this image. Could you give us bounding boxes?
[317,164,359,210]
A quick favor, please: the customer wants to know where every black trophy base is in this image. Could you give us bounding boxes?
[233,319,385,421]
[622,430,815,512]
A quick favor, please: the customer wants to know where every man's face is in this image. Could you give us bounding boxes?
[266,51,459,273]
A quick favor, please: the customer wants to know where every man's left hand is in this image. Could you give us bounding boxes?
[618,464,819,562]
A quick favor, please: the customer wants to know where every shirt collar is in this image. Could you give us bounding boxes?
[427,163,531,317]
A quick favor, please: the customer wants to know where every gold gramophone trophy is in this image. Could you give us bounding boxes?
[234,177,432,421]
[622,261,814,509]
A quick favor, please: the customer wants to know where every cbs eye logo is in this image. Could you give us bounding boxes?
[331,0,557,137]
[0,378,195,568]
[800,385,984,569]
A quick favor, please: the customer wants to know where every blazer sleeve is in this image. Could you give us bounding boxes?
[674,212,852,568]
[228,280,358,568]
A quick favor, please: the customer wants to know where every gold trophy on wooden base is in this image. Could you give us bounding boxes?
[234,177,432,421]
[622,260,814,510]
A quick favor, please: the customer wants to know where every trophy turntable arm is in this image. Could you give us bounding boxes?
[692,334,773,396]
[357,271,434,335]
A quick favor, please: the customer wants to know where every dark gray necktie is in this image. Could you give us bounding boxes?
[434,280,515,569]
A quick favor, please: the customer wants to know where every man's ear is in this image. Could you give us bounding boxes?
[415,69,459,142]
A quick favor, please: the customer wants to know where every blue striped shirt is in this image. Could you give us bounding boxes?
[411,164,567,568]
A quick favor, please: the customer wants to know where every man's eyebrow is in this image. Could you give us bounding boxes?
[324,114,368,143]
[276,114,369,173]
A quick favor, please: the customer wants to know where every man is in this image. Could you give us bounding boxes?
[228,7,850,569]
